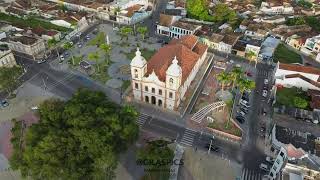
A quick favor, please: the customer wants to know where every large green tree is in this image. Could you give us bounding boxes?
[137,140,174,180]
[10,89,139,180]
[230,67,243,90]
[99,43,112,65]
[186,0,213,21]
[0,66,23,94]
[119,26,133,41]
[88,52,101,72]
[137,26,148,40]
[293,96,308,109]
[212,4,237,24]
[63,42,74,64]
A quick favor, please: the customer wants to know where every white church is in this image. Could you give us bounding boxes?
[130,35,208,110]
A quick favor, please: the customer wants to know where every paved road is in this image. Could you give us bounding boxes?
[241,63,275,174]
[138,113,242,163]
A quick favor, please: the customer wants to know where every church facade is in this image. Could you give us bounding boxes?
[130,35,208,110]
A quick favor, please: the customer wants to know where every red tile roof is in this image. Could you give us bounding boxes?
[279,63,320,75]
[146,35,207,83]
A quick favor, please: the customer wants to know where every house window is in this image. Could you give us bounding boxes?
[270,172,274,177]
[135,83,139,89]
[159,89,162,95]
[169,92,173,98]
[276,159,280,164]
[145,86,148,92]
[272,166,277,171]
[152,88,155,93]
[280,152,284,157]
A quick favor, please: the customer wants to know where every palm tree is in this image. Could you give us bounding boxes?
[88,52,100,73]
[120,26,133,41]
[114,7,121,15]
[137,26,148,40]
[238,78,256,98]
[99,43,112,65]
[230,67,243,90]
[63,42,74,65]
[217,72,232,91]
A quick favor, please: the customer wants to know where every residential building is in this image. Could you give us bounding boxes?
[253,15,286,24]
[268,147,288,179]
[6,35,46,57]
[245,39,262,61]
[316,53,320,62]
[281,163,320,180]
[301,35,320,56]
[258,37,280,62]
[0,46,16,67]
[308,89,320,111]
[204,33,240,54]
[285,33,308,50]
[245,24,269,40]
[232,40,247,57]
[130,35,208,110]
[32,27,61,41]
[275,63,320,91]
[156,16,201,39]
[260,0,294,15]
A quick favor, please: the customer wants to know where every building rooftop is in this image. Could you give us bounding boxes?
[146,35,207,83]
[209,33,224,43]
[279,63,320,75]
[9,35,38,45]
[233,40,247,51]
[276,125,317,155]
[221,34,240,45]
[172,21,201,31]
[159,13,175,27]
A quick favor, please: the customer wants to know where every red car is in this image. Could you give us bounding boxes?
[245,71,253,77]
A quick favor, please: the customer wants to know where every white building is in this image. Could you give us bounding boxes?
[0,47,16,67]
[130,35,208,110]
[245,39,262,61]
[275,62,320,91]
[268,147,288,179]
[6,35,46,57]
[281,163,320,180]
[203,33,239,54]
[316,53,320,62]
[260,1,294,15]
[301,35,320,56]
[258,37,280,62]
[156,15,201,39]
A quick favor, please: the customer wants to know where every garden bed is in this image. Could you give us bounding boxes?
[276,87,311,110]
[207,120,242,137]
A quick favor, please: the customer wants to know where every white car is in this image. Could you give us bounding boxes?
[60,55,64,61]
[264,79,269,85]
[262,90,268,97]
[266,157,274,163]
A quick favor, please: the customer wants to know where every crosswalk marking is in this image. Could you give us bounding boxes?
[257,69,269,77]
[180,128,197,147]
[242,168,263,180]
[137,113,150,127]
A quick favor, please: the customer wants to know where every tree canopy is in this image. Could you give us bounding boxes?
[186,0,213,21]
[0,66,23,93]
[10,89,139,180]
[137,140,174,180]
[212,4,238,24]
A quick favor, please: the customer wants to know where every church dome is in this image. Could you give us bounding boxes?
[166,56,182,77]
[130,48,147,68]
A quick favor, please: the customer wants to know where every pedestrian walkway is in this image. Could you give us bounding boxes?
[180,128,197,147]
[137,113,150,127]
[241,168,264,180]
[191,101,226,123]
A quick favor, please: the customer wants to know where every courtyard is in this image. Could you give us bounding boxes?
[64,23,162,91]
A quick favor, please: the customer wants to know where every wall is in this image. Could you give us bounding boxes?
[0,50,16,67]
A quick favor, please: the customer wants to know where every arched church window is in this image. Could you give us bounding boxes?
[134,69,138,78]
[169,78,174,85]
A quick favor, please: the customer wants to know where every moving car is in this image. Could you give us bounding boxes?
[259,163,269,171]
[0,100,9,108]
[262,90,268,97]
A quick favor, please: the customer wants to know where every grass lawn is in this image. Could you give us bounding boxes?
[208,120,242,137]
[0,13,70,32]
[125,48,156,60]
[273,43,302,64]
[276,87,311,109]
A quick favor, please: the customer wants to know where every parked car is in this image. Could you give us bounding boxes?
[205,144,219,152]
[236,116,245,123]
[64,52,69,57]
[262,90,268,97]
[240,107,249,113]
[264,79,269,85]
[86,35,90,40]
[0,100,9,108]
[238,111,246,116]
[241,95,249,102]
[259,163,269,171]
[37,59,46,64]
[60,55,64,61]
